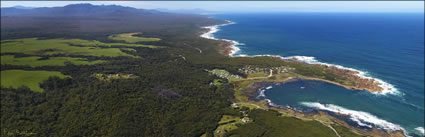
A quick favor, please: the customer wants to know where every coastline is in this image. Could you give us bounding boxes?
[282,56,399,95]
[242,79,407,137]
[200,20,399,96]
[200,20,241,56]
[200,20,410,137]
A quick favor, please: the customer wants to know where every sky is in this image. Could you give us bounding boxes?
[1,1,424,12]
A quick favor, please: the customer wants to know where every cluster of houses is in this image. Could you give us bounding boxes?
[209,70,242,80]
[238,65,295,75]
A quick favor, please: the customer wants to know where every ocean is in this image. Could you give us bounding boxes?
[209,12,424,136]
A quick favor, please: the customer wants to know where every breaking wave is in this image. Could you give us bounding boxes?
[415,127,424,136]
[200,18,416,137]
[300,102,404,132]
[200,19,401,96]
[256,86,272,98]
[282,56,401,96]
[200,20,241,56]
[233,54,402,96]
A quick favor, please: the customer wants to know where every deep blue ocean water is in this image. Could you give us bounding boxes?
[211,13,424,136]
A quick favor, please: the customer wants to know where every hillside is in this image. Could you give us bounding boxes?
[1,4,225,40]
[1,3,160,16]
[1,4,384,137]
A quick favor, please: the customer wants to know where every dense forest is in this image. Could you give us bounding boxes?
[0,4,261,137]
[1,4,372,137]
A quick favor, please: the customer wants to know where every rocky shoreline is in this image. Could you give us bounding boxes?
[241,79,407,137]
[200,20,240,56]
[200,21,407,137]
[284,58,388,93]
[213,42,393,94]
[219,40,236,56]
[261,55,394,94]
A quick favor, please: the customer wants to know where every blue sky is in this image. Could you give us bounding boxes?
[1,1,424,12]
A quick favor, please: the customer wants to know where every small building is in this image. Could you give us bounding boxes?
[231,103,239,109]
[241,117,250,123]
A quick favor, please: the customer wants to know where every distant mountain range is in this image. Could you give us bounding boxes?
[11,6,34,9]
[1,3,224,40]
[1,3,164,17]
[1,4,217,17]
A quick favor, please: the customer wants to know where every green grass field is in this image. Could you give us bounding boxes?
[75,39,159,48]
[108,32,161,43]
[215,115,249,137]
[219,115,240,125]
[213,79,225,86]
[247,72,267,78]
[332,124,364,137]
[1,70,71,92]
[1,55,106,67]
[237,103,260,110]
[0,38,157,57]
[224,110,339,137]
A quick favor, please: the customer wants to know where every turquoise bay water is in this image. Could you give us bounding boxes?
[211,13,424,136]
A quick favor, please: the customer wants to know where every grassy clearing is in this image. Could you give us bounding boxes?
[332,124,365,137]
[224,110,338,137]
[232,80,257,102]
[214,115,250,137]
[237,103,260,110]
[75,39,159,48]
[1,55,106,67]
[94,73,138,81]
[247,72,267,78]
[108,32,161,43]
[1,70,70,92]
[218,115,240,124]
[213,79,225,86]
[0,38,156,57]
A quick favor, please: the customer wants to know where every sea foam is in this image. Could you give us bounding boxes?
[199,18,417,137]
[256,86,272,98]
[200,21,401,96]
[282,56,401,96]
[415,127,424,136]
[266,85,273,89]
[200,21,241,56]
[300,102,404,132]
[234,54,401,96]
